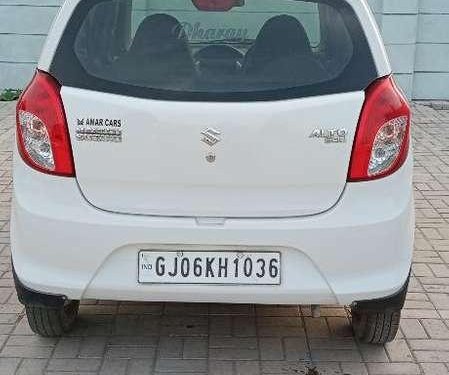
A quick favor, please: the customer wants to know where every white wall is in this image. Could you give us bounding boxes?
[367,0,449,99]
[0,1,63,89]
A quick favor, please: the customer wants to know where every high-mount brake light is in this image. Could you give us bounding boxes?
[348,76,411,181]
[16,70,75,177]
[192,0,238,11]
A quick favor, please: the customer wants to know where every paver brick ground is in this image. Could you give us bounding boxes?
[1,101,449,374]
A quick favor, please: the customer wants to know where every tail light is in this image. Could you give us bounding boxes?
[348,76,411,181]
[16,70,75,177]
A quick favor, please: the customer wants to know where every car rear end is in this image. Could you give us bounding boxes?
[11,0,413,341]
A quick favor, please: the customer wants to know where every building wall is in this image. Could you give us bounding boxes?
[0,0,448,99]
[368,0,449,99]
[0,1,62,90]
[414,0,449,99]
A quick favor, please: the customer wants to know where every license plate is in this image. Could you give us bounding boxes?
[138,251,281,285]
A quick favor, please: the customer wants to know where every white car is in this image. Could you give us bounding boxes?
[12,0,413,343]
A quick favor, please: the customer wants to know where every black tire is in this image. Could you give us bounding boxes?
[351,307,401,344]
[25,301,79,337]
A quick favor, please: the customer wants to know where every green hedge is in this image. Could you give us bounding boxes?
[0,89,22,101]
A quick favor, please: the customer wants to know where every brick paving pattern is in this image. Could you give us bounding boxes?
[0,101,449,374]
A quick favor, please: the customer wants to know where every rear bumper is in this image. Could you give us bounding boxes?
[11,153,414,306]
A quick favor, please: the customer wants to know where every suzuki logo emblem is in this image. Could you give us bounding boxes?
[201,128,221,146]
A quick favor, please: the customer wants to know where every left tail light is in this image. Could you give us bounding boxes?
[16,70,75,177]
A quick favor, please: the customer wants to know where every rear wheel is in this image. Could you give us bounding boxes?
[351,307,401,344]
[25,301,79,337]
[350,274,409,344]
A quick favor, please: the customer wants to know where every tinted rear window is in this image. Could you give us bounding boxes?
[50,0,378,101]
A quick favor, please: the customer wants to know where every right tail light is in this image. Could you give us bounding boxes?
[348,76,411,181]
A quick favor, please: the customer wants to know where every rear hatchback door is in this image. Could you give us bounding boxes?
[49,0,381,217]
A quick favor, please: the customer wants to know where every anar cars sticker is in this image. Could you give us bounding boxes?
[75,118,122,143]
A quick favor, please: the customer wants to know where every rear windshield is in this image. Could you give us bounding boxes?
[50,0,378,101]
